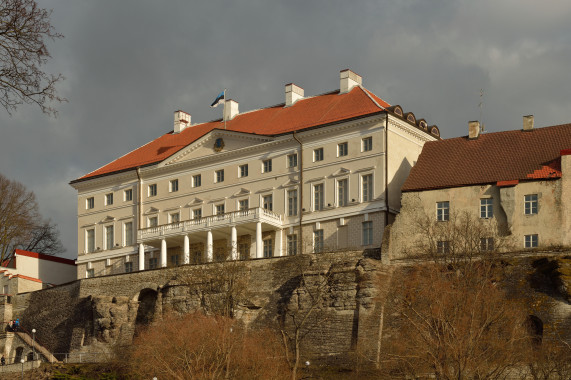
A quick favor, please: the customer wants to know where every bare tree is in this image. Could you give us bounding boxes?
[0,173,64,262]
[0,0,65,116]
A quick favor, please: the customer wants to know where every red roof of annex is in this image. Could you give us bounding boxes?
[74,86,396,182]
[402,123,571,192]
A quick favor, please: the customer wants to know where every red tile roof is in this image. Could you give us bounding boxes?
[402,123,571,192]
[74,87,394,181]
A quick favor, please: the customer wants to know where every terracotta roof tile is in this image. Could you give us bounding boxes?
[402,123,571,192]
[75,87,394,181]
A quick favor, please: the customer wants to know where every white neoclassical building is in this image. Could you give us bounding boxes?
[70,69,439,279]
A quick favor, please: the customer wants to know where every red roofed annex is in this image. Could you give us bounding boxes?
[388,117,571,260]
[70,69,439,279]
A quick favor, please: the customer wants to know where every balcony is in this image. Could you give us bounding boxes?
[138,207,283,243]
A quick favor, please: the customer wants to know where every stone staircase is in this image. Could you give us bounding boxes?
[14,331,59,363]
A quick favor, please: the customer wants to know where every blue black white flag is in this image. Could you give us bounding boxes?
[210,90,225,108]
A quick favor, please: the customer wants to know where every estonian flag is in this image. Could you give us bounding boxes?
[210,90,225,108]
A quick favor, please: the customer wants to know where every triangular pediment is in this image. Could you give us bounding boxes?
[185,198,203,206]
[331,167,351,177]
[232,188,251,197]
[162,130,274,166]
[144,207,160,215]
[101,215,116,223]
[280,179,299,188]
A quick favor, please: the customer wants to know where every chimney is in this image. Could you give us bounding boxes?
[173,110,191,134]
[523,115,534,131]
[285,83,304,106]
[468,120,480,139]
[339,69,362,94]
[223,99,239,121]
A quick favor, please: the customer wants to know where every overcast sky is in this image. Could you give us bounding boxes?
[1,0,570,259]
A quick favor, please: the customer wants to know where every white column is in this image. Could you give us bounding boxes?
[183,235,190,265]
[231,226,238,260]
[256,222,263,258]
[160,239,167,268]
[206,230,213,262]
[275,229,283,257]
[138,243,145,271]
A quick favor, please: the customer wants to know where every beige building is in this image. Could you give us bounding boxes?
[0,249,76,294]
[388,118,571,260]
[70,69,439,279]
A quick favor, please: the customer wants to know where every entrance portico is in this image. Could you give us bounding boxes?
[137,208,283,270]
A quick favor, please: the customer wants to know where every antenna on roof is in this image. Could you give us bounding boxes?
[479,89,486,133]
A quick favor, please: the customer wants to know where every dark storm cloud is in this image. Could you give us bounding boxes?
[0,0,570,258]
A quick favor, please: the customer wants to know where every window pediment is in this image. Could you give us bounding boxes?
[143,207,160,215]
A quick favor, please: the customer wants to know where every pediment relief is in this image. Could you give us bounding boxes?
[330,168,351,178]
[164,206,181,212]
[143,207,160,215]
[306,176,326,183]
[232,188,251,197]
[256,187,275,194]
[354,166,376,173]
[185,198,203,206]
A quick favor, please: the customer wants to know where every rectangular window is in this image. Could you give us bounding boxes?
[148,184,157,197]
[436,201,450,221]
[148,216,158,227]
[314,148,324,162]
[239,199,249,211]
[263,239,273,258]
[362,174,373,202]
[86,269,95,278]
[105,193,113,206]
[524,194,538,215]
[287,154,298,168]
[287,235,298,256]
[437,241,450,254]
[239,243,250,260]
[480,237,494,252]
[287,189,298,216]
[314,184,324,211]
[216,204,225,215]
[124,222,133,246]
[86,197,94,209]
[480,198,493,219]
[362,221,373,245]
[105,225,114,250]
[263,159,272,173]
[149,257,158,269]
[215,169,224,183]
[86,229,95,253]
[239,164,248,178]
[193,174,202,187]
[338,142,348,157]
[314,230,324,253]
[192,208,201,220]
[170,254,180,267]
[170,213,180,223]
[124,189,133,202]
[124,262,133,273]
[170,179,179,192]
[263,195,273,211]
[362,137,372,152]
[525,234,538,248]
[338,179,348,207]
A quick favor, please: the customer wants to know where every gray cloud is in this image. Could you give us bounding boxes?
[0,0,570,258]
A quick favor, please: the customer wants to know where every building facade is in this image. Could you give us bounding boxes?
[388,118,571,260]
[70,70,439,279]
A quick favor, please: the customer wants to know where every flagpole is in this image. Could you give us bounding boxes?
[223,89,227,130]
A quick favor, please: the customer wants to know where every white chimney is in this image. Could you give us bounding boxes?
[468,120,480,139]
[285,83,304,106]
[339,69,362,94]
[523,115,534,131]
[223,99,239,121]
[174,110,191,134]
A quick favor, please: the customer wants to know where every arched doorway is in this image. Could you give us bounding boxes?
[14,347,23,363]
[135,288,158,329]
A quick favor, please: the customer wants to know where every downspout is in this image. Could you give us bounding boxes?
[293,132,303,255]
[385,114,389,228]
[136,167,143,231]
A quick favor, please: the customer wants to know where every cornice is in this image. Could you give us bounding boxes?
[388,116,436,143]
[71,171,138,193]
